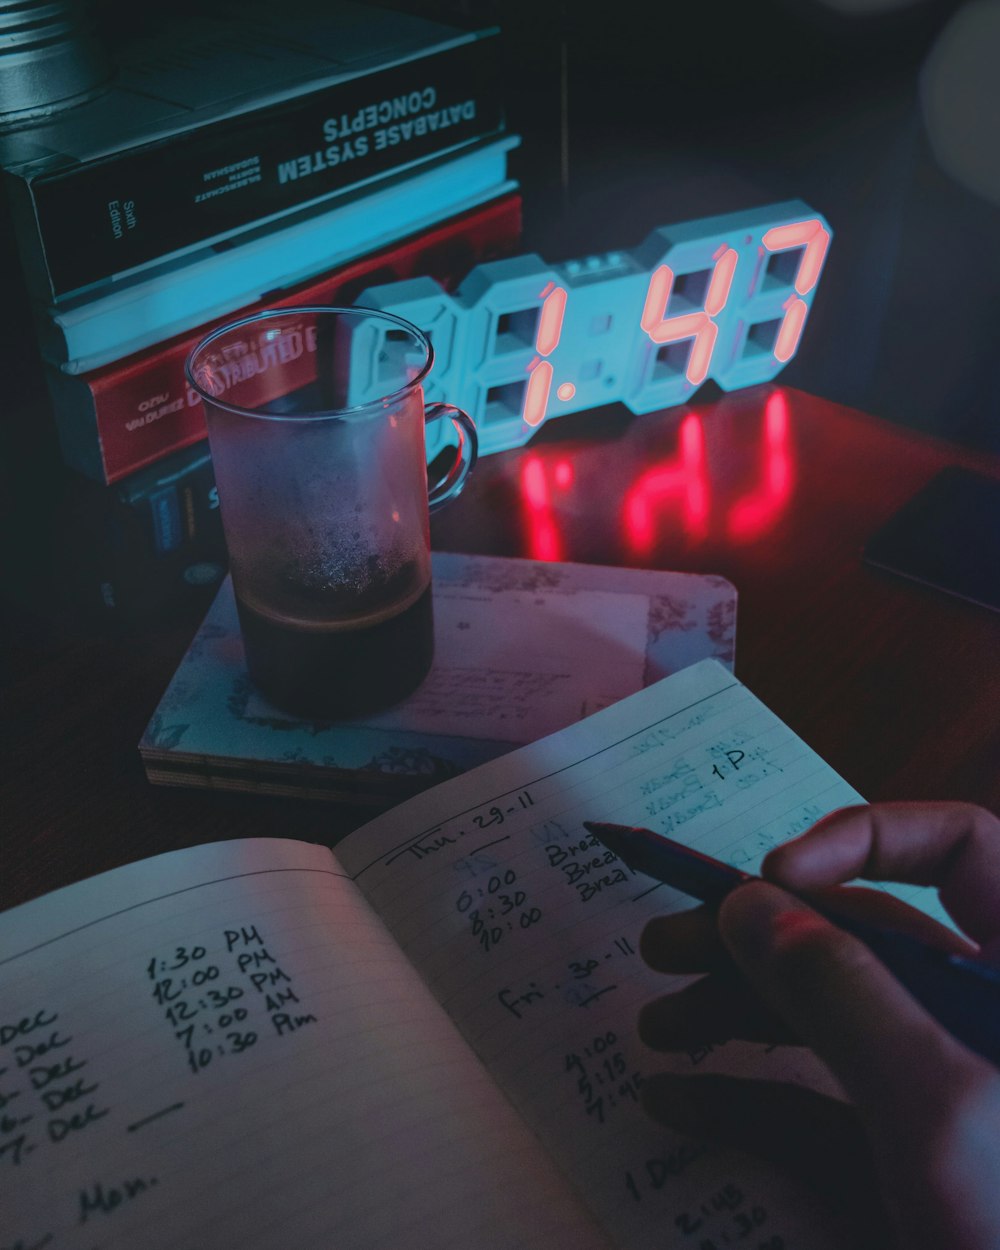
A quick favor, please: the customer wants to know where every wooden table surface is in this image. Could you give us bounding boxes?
[3,384,999,912]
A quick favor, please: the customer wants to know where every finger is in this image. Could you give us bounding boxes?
[641,1071,857,1172]
[639,974,797,1048]
[641,1073,889,1247]
[640,888,972,1048]
[801,885,976,956]
[639,881,974,979]
[762,803,1000,945]
[640,906,731,974]
[717,881,991,1125]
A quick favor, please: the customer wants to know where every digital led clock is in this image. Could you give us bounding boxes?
[356,199,831,458]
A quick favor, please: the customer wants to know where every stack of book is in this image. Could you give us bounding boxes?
[2,0,522,619]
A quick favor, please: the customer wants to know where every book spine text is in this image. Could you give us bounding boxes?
[20,39,503,300]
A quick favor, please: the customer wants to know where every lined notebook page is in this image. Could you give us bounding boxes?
[336,659,948,1250]
[0,838,611,1250]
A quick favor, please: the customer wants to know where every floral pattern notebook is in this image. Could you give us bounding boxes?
[140,553,737,804]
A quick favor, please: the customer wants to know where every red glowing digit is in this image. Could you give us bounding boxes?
[622,414,709,551]
[520,454,566,562]
[639,246,738,386]
[522,285,568,428]
[773,297,807,363]
[726,390,795,541]
[523,359,554,428]
[536,285,568,356]
[761,220,830,362]
[762,220,830,294]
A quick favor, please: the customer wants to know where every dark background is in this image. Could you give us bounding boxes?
[381,0,1000,455]
[5,0,999,457]
[2,0,999,910]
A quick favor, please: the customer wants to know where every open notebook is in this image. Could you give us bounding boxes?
[2,660,946,1248]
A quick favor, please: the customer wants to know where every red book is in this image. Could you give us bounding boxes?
[46,194,522,484]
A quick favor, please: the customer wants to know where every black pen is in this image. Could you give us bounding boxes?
[583,820,1000,1067]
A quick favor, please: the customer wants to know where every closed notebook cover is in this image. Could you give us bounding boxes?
[139,553,737,804]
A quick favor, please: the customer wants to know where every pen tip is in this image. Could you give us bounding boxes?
[582,820,627,847]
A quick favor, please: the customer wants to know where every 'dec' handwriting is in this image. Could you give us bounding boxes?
[0,1008,108,1163]
[622,1141,711,1202]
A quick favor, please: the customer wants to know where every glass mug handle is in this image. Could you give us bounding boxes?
[425,403,478,513]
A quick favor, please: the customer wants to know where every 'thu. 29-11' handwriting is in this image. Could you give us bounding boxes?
[400,789,535,865]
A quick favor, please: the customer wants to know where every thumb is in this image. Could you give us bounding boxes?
[717,881,983,1125]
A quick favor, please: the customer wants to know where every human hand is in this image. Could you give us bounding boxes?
[638,802,1000,1250]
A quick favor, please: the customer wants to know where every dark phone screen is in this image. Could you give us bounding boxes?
[863,466,1000,613]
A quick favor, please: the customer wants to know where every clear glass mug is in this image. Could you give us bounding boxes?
[185,306,476,719]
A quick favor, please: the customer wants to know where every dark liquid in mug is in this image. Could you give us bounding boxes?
[236,583,434,719]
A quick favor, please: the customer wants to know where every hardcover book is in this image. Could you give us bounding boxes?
[4,660,946,1248]
[6,442,228,628]
[59,443,227,622]
[140,553,738,804]
[1,0,504,302]
[43,190,522,483]
[39,135,518,374]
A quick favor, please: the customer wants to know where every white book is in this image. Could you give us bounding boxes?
[140,553,738,804]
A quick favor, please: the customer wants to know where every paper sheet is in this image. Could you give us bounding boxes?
[0,840,611,1250]
[336,658,948,1249]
